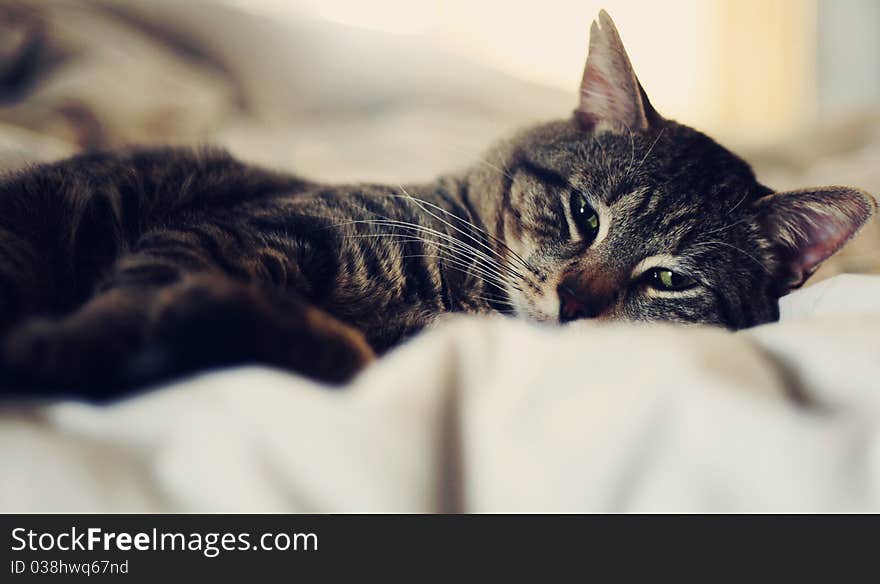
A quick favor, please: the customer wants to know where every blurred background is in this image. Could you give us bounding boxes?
[1,0,878,276]
[228,0,880,145]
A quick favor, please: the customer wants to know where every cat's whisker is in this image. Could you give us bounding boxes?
[359,218,509,273]
[373,191,529,284]
[342,220,512,284]
[475,157,517,183]
[317,185,536,282]
[727,192,750,216]
[590,134,612,174]
[395,184,517,272]
[434,142,518,183]
[342,231,510,284]
[371,218,542,294]
[689,240,772,274]
[401,253,518,293]
[388,231,519,290]
[497,155,514,181]
[474,289,519,304]
[474,295,518,310]
[404,235,520,289]
[332,198,519,281]
[387,188,536,275]
[345,224,516,285]
[412,195,536,274]
[628,130,636,174]
[633,127,666,174]
[343,232,518,294]
[701,217,750,237]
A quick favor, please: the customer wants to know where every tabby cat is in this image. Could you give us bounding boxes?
[0,11,874,398]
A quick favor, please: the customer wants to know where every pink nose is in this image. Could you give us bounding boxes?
[558,285,589,322]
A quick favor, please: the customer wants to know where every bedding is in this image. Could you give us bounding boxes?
[1,273,879,512]
[0,1,879,512]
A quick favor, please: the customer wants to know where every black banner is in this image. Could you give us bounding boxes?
[0,514,876,578]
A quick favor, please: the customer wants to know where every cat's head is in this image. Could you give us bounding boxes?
[471,10,876,328]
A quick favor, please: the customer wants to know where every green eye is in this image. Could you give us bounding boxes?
[649,268,697,291]
[570,192,600,244]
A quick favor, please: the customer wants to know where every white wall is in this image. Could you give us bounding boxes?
[818,0,880,116]
[225,0,877,145]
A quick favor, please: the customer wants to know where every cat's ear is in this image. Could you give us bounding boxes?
[756,187,876,292]
[575,10,660,133]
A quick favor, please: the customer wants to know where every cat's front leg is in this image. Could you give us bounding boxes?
[0,274,374,400]
[0,288,155,398]
[127,274,374,389]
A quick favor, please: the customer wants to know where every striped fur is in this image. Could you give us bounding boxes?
[0,148,508,395]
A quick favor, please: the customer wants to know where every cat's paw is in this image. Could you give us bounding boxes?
[126,276,374,386]
[294,305,375,384]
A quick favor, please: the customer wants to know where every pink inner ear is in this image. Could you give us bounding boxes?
[784,200,867,282]
[800,245,829,271]
[580,67,636,130]
[794,240,841,283]
[760,188,876,290]
[576,14,650,132]
[581,68,612,104]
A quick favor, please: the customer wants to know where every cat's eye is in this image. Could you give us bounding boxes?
[647,268,697,291]
[570,192,600,244]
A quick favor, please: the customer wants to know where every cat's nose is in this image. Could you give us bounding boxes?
[558,284,597,322]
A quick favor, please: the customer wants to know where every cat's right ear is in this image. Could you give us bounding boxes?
[575,10,660,133]
[755,187,877,293]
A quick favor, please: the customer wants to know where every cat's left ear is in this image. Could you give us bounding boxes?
[575,10,661,133]
[756,187,877,293]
